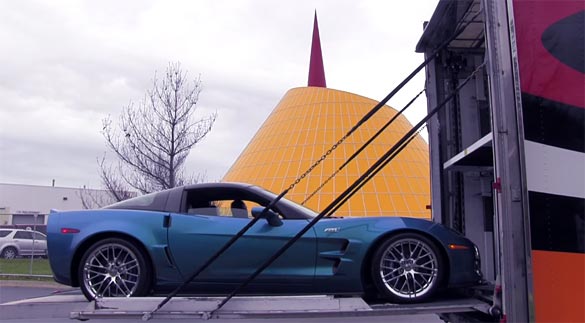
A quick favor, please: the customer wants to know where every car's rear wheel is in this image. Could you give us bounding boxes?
[1,247,17,259]
[78,238,151,301]
[371,233,444,303]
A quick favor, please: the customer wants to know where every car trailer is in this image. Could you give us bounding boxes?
[70,295,494,321]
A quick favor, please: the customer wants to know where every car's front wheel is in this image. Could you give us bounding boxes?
[78,238,151,301]
[371,233,444,303]
[1,247,17,259]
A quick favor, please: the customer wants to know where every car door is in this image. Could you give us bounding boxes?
[32,232,47,256]
[13,231,34,254]
[167,211,317,294]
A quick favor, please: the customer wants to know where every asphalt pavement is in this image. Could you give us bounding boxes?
[0,286,59,304]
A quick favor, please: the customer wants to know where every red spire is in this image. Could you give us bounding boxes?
[308,11,326,87]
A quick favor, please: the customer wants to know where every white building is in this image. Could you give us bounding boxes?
[0,183,120,225]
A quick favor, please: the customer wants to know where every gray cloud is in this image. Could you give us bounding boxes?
[0,0,438,189]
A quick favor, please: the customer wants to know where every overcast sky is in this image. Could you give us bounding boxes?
[0,0,439,189]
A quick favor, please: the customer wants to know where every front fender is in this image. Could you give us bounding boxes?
[314,216,480,291]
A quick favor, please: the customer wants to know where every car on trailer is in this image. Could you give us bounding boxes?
[47,182,482,303]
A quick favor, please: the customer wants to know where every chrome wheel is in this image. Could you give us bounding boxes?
[81,242,142,299]
[379,237,439,299]
[371,233,444,303]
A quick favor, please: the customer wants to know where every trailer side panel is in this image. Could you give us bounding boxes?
[511,1,585,322]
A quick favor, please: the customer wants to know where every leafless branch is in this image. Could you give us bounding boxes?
[99,62,216,197]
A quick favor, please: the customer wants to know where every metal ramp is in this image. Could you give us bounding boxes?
[70,295,491,320]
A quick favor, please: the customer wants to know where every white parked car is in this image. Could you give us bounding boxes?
[0,229,47,259]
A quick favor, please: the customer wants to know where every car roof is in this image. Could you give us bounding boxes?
[182,182,256,190]
[0,228,44,233]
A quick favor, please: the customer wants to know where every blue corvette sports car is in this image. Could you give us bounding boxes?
[47,182,482,303]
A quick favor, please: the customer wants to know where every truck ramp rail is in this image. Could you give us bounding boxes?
[70,295,491,320]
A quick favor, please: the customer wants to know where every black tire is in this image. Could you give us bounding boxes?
[1,247,17,259]
[371,233,445,303]
[78,238,151,301]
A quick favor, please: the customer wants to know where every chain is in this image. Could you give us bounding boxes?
[286,135,347,192]
[300,168,340,205]
[300,88,426,206]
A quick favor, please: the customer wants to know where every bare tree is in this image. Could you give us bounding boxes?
[100,62,217,198]
[79,156,140,209]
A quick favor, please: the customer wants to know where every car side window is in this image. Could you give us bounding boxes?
[186,199,263,219]
[0,230,11,238]
[217,199,266,219]
[14,231,33,239]
[187,203,219,216]
[33,233,46,240]
[185,198,278,219]
[183,187,285,219]
[224,200,285,220]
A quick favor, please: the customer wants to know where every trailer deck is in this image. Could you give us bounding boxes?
[69,295,491,321]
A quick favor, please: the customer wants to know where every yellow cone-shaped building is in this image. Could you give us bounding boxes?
[222,15,430,218]
[223,86,430,218]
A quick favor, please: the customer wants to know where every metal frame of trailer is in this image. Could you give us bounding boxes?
[70,295,493,321]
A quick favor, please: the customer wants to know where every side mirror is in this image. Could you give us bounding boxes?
[251,207,283,227]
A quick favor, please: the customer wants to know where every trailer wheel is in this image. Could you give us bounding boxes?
[78,238,151,301]
[371,233,444,303]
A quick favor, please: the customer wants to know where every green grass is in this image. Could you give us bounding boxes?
[0,258,53,276]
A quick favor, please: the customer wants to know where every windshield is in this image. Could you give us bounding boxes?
[253,186,319,218]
